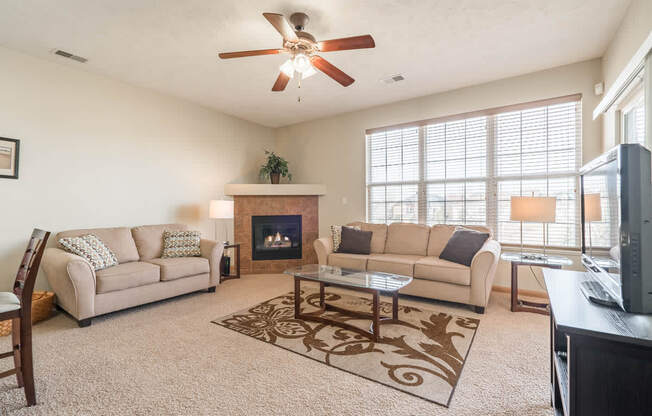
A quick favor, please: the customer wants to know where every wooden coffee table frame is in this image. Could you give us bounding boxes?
[293,275,413,342]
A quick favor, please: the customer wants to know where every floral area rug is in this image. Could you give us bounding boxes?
[212,288,480,406]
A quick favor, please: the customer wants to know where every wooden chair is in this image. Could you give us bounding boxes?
[0,229,50,407]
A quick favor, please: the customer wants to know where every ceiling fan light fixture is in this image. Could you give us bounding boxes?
[292,53,312,73]
[280,59,295,78]
[301,65,317,79]
[218,12,375,92]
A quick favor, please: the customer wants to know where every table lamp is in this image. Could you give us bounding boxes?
[510,195,557,259]
[583,193,602,257]
[209,200,234,244]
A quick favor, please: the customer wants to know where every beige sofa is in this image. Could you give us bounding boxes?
[314,222,501,313]
[42,224,223,327]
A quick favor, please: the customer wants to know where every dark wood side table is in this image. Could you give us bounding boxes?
[501,252,572,315]
[220,243,240,283]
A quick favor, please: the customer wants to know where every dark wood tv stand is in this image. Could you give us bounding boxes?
[544,269,652,416]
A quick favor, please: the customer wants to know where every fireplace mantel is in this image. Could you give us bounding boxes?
[224,184,326,196]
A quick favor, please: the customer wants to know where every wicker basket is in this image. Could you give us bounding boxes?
[0,291,55,337]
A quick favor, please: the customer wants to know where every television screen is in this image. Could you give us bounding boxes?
[581,157,622,297]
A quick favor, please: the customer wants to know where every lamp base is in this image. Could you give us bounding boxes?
[521,252,549,261]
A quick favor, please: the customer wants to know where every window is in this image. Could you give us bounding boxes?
[622,92,645,145]
[424,117,487,225]
[366,96,582,248]
[367,127,420,224]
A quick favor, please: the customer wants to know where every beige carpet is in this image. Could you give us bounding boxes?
[214,288,479,406]
[0,274,551,415]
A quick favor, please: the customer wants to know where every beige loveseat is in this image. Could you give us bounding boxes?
[42,224,223,327]
[314,222,501,313]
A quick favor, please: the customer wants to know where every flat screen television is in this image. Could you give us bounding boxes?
[580,144,652,313]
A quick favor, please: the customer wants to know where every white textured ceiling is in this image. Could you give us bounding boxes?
[0,0,631,127]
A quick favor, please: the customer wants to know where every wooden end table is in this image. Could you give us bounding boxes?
[501,252,572,315]
[220,243,240,283]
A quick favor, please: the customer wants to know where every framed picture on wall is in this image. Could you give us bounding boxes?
[0,137,19,179]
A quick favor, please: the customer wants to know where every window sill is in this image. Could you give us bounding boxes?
[500,244,582,257]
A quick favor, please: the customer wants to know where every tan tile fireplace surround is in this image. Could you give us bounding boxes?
[225,184,326,274]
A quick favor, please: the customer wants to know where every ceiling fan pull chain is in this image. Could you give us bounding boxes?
[297,75,302,102]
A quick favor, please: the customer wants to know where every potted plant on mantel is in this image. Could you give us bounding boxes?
[259,150,292,184]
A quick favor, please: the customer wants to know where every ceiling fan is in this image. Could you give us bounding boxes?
[218,12,375,91]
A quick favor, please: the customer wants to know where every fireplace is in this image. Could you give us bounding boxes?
[251,215,302,260]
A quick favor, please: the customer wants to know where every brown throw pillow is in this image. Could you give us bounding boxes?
[331,225,360,252]
[439,227,490,266]
[337,227,372,255]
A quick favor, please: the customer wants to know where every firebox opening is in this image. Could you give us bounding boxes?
[252,215,302,260]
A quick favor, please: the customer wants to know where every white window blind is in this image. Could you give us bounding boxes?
[366,96,582,248]
[494,102,582,248]
[424,117,487,225]
[367,127,420,224]
[623,94,646,145]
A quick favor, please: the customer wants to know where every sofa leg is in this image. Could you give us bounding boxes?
[473,306,485,314]
[207,286,216,293]
[77,318,92,328]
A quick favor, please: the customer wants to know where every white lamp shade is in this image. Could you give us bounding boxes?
[510,196,557,223]
[209,200,234,219]
[583,193,602,222]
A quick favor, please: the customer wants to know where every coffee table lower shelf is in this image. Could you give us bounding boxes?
[293,276,416,342]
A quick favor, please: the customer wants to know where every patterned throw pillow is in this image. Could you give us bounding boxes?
[59,234,118,271]
[162,230,201,258]
[330,225,361,252]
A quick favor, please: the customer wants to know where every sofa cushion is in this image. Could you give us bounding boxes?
[440,227,490,266]
[384,223,430,256]
[161,230,201,258]
[347,222,388,254]
[146,257,209,281]
[337,227,372,255]
[427,224,492,257]
[59,234,118,271]
[131,224,188,260]
[331,225,360,252]
[327,253,369,270]
[57,227,139,263]
[95,262,160,294]
[366,254,422,276]
[414,257,471,286]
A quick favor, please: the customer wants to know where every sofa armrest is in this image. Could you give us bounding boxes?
[469,239,501,307]
[314,237,333,265]
[200,239,224,287]
[41,247,96,320]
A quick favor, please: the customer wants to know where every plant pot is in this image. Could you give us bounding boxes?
[270,173,280,184]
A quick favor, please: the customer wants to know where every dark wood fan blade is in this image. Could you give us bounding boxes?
[310,55,354,87]
[263,13,299,42]
[272,72,291,91]
[218,49,284,59]
[318,35,375,52]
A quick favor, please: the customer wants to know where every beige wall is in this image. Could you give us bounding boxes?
[0,46,274,291]
[601,0,652,93]
[0,44,610,293]
[600,0,652,151]
[275,59,603,290]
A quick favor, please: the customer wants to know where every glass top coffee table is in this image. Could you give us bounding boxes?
[284,264,413,342]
